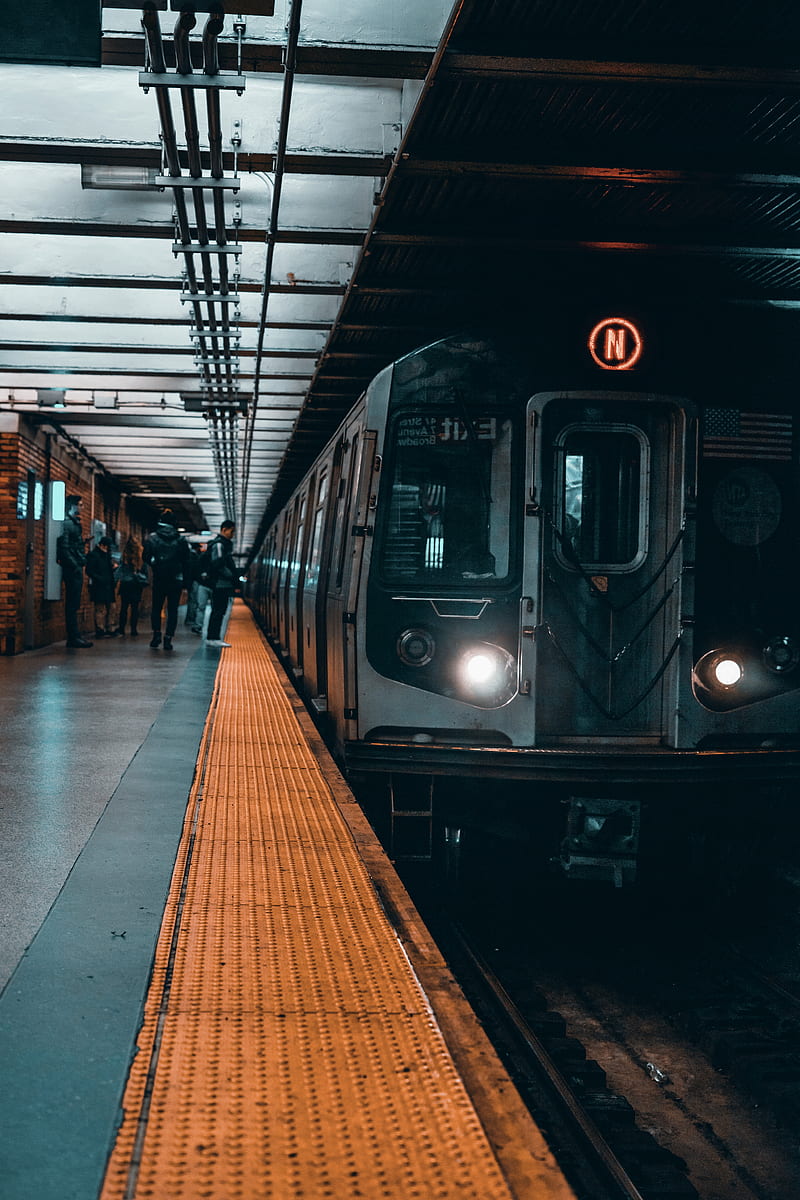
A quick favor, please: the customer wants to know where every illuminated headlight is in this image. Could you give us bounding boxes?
[464,653,496,684]
[713,657,743,687]
[458,642,517,705]
[763,636,799,674]
[397,627,435,667]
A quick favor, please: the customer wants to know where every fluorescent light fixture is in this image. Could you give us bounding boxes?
[50,481,66,522]
[37,389,66,408]
[81,165,162,191]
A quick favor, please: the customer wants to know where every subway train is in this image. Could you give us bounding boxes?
[249,313,800,885]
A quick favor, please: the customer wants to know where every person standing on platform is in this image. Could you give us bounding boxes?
[205,520,237,648]
[115,537,148,636]
[85,535,118,638]
[143,509,191,652]
[56,494,93,648]
[190,543,212,635]
[183,544,202,629]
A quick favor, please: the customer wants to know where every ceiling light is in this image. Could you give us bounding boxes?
[37,389,66,409]
[81,165,162,191]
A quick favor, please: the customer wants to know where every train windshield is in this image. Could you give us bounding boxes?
[379,412,514,585]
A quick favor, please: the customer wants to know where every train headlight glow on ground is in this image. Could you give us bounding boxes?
[713,657,743,687]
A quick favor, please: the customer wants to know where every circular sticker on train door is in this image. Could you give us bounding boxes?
[711,466,782,546]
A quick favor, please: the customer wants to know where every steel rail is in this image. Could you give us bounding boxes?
[449,923,648,1200]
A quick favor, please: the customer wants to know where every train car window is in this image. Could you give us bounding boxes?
[278,506,295,588]
[554,425,647,570]
[306,471,329,589]
[288,494,307,587]
[379,413,513,584]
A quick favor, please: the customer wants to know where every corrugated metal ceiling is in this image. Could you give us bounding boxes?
[269,0,800,534]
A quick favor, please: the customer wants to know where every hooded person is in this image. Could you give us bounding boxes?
[85,534,118,637]
[142,509,191,651]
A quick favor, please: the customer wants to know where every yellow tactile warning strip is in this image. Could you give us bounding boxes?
[100,603,575,1200]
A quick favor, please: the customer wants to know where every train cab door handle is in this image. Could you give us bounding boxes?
[520,595,535,636]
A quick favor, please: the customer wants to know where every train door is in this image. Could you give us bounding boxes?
[528,392,686,740]
[324,415,376,740]
[277,502,297,652]
[287,485,309,673]
[301,461,332,703]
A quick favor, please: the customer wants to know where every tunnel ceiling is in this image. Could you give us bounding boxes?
[1,0,799,556]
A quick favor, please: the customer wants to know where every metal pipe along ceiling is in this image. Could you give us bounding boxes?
[238,0,303,543]
[140,5,243,521]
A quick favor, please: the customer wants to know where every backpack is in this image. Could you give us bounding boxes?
[150,534,183,578]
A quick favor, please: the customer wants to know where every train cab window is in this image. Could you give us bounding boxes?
[555,425,648,571]
[379,413,513,584]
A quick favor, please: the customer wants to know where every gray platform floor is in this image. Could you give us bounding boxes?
[0,624,222,1200]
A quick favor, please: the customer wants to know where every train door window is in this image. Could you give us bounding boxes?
[554,424,648,571]
[379,413,514,584]
[279,503,299,598]
[289,492,307,588]
[306,470,329,589]
[335,435,357,591]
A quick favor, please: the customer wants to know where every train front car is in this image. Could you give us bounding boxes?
[348,320,800,886]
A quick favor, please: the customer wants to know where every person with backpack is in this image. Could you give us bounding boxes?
[142,509,191,652]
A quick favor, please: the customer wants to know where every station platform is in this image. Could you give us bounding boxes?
[0,602,574,1200]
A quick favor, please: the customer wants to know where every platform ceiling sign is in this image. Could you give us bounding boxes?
[3,0,101,66]
[588,317,644,371]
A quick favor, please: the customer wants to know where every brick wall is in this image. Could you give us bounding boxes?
[1,416,157,653]
[0,418,19,654]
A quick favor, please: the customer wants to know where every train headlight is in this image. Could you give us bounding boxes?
[458,642,517,705]
[712,656,743,687]
[464,652,496,685]
[397,627,435,667]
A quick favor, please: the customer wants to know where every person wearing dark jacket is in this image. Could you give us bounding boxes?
[85,535,118,637]
[142,509,191,651]
[205,520,237,647]
[115,537,148,636]
[56,494,93,648]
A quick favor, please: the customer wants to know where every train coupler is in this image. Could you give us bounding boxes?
[558,796,641,887]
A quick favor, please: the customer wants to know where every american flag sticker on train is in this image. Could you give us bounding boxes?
[703,409,793,461]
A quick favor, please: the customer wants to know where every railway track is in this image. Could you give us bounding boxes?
[443,921,683,1200]
[405,847,800,1200]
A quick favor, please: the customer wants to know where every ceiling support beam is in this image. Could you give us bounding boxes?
[0,220,368,244]
[0,140,388,178]
[444,53,800,90]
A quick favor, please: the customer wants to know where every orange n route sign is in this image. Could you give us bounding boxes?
[588,317,643,370]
